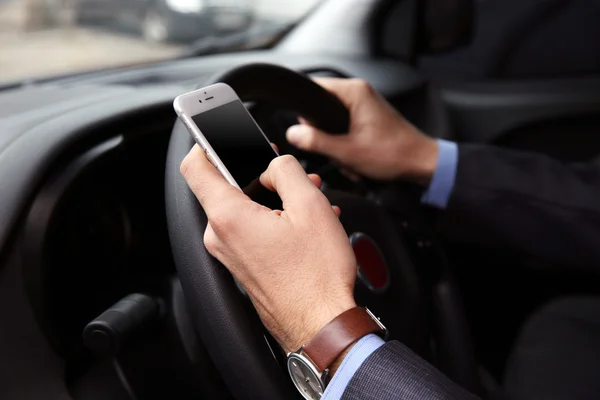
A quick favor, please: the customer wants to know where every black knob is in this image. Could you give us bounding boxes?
[83,293,162,356]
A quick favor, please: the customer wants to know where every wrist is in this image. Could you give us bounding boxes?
[328,341,356,377]
[284,299,357,353]
[397,136,439,186]
[286,308,387,399]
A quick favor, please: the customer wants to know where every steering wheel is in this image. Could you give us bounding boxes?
[165,64,428,399]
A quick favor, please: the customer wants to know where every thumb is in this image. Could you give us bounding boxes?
[286,124,350,160]
[260,155,327,216]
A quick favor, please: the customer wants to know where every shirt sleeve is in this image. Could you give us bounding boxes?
[322,334,385,400]
[421,139,458,209]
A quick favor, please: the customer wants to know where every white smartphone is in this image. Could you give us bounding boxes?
[173,83,281,207]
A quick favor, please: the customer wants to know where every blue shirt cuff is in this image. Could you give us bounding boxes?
[322,334,385,400]
[421,139,458,209]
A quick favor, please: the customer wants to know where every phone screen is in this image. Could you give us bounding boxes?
[191,100,282,209]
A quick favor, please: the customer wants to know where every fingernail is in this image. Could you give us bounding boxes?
[286,125,306,145]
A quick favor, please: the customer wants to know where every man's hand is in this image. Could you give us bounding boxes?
[181,146,357,353]
[286,78,439,184]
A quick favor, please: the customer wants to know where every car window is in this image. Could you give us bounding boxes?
[0,0,321,84]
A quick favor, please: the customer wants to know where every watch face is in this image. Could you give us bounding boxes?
[287,353,325,400]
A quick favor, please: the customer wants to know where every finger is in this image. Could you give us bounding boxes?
[203,223,221,257]
[180,145,248,217]
[307,173,322,189]
[271,142,279,154]
[260,172,321,191]
[313,77,371,110]
[259,155,325,212]
[286,124,351,160]
[312,77,356,108]
[332,205,341,217]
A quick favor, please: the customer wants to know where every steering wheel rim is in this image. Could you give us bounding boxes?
[165,64,427,399]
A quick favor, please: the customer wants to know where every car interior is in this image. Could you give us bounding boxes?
[1,0,600,399]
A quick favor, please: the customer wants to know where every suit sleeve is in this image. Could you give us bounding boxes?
[341,341,479,400]
[439,144,600,272]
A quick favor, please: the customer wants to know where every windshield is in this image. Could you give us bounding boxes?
[0,0,321,84]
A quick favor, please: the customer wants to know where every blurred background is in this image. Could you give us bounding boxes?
[0,0,321,83]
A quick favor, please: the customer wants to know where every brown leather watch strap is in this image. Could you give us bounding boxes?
[302,307,385,371]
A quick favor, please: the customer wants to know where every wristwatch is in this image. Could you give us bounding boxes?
[286,307,387,400]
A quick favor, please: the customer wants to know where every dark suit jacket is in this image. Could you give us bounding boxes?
[342,341,479,399]
[342,144,600,398]
[440,144,600,272]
